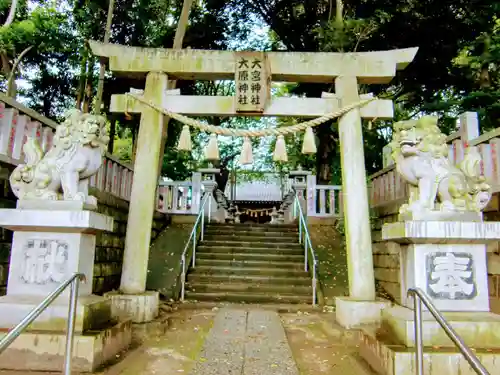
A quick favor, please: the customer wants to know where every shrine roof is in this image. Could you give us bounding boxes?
[225,174,291,202]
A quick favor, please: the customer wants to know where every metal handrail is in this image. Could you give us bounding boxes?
[0,273,86,375]
[408,287,490,375]
[180,191,212,301]
[293,194,317,306]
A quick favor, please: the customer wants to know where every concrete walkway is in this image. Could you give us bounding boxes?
[190,308,298,375]
[0,305,375,375]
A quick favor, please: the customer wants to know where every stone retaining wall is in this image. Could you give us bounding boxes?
[0,177,168,296]
[371,203,401,303]
[484,208,500,314]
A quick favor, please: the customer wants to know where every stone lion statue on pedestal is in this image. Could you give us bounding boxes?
[10,109,110,208]
[389,116,491,216]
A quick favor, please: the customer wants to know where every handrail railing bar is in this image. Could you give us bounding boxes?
[408,288,490,375]
[180,192,211,301]
[294,193,318,307]
[192,232,196,268]
[63,275,80,375]
[413,292,424,375]
[0,273,85,375]
[201,209,205,241]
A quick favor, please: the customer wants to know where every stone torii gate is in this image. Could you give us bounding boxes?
[90,41,417,323]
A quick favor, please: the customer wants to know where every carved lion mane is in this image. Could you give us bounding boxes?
[389,116,491,214]
[10,109,110,207]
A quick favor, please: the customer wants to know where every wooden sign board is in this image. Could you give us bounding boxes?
[234,51,271,113]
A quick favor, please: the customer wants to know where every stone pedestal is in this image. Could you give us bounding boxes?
[199,167,223,222]
[0,203,131,372]
[358,219,500,375]
[382,220,499,312]
[105,290,159,323]
[382,305,500,348]
[289,166,310,216]
[335,297,392,329]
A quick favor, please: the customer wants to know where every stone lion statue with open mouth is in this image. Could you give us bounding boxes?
[9,109,110,209]
[389,116,491,215]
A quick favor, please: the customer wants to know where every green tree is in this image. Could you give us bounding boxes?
[0,1,72,99]
[222,0,500,181]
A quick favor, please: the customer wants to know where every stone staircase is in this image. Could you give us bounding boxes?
[185,223,313,304]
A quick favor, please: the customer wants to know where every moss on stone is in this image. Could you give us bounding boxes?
[146,223,194,299]
[307,224,349,306]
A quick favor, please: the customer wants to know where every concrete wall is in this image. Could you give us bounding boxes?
[0,176,168,296]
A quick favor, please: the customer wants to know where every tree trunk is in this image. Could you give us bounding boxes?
[315,126,335,184]
[479,64,491,89]
[107,116,117,154]
[82,55,95,113]
[131,124,138,163]
[76,49,88,110]
[3,0,18,28]
[215,167,230,193]
[1,53,12,91]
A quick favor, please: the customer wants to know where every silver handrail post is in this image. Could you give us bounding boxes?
[304,232,308,272]
[63,276,80,375]
[179,193,210,302]
[312,258,317,306]
[208,192,212,223]
[413,294,424,375]
[408,288,491,375]
[192,224,197,268]
[181,255,186,301]
[0,273,85,375]
[299,218,302,243]
[293,192,318,307]
[201,208,205,241]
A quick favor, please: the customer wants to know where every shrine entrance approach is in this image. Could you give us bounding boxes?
[90,41,418,302]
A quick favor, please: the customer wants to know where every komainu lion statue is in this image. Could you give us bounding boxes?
[389,116,491,215]
[9,109,110,207]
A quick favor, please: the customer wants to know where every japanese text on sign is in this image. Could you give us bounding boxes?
[235,52,270,113]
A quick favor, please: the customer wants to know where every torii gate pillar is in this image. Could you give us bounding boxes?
[334,76,390,328]
[336,75,376,300]
[106,72,167,323]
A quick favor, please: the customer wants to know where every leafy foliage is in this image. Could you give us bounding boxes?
[1,0,499,187]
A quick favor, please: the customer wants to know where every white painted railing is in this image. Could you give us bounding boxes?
[157,181,192,213]
[370,112,500,209]
[0,94,134,201]
[157,173,202,214]
[307,184,342,217]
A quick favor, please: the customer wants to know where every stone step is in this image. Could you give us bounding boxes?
[176,301,322,313]
[196,252,304,262]
[190,265,309,278]
[206,223,297,231]
[200,240,303,250]
[187,282,312,295]
[358,328,500,375]
[203,234,299,243]
[197,245,303,255]
[204,229,298,238]
[185,291,312,304]
[187,273,311,286]
[195,258,304,270]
